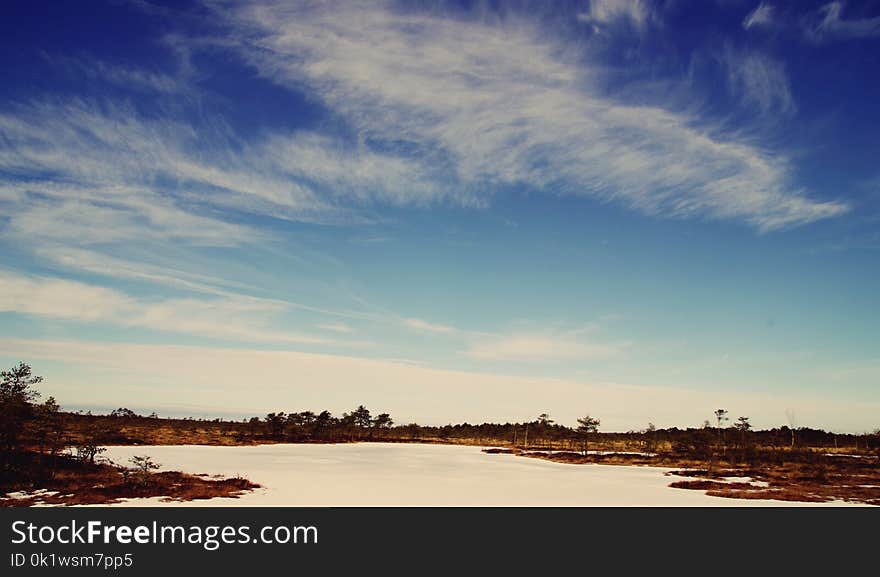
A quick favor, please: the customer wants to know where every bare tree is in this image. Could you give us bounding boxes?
[714,409,729,453]
[734,416,751,449]
[76,443,106,465]
[785,409,797,448]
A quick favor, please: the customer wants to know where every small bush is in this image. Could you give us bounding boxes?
[128,455,161,486]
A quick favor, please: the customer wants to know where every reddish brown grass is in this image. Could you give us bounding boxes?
[487,448,880,506]
[1,455,259,507]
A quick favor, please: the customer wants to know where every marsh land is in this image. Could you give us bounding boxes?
[2,363,877,506]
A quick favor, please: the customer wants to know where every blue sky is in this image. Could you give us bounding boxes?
[1,0,878,431]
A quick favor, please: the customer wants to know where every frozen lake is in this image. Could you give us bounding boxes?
[99,443,858,507]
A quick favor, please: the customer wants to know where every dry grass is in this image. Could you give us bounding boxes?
[491,448,880,506]
[0,453,259,507]
[12,414,877,507]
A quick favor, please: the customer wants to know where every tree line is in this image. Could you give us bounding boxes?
[242,408,605,452]
[254,405,394,441]
[3,361,878,485]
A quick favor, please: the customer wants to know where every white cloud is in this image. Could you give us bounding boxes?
[53,55,185,94]
[0,104,262,247]
[0,99,441,255]
[0,3,850,240]
[401,318,629,365]
[212,0,847,231]
[34,246,260,298]
[35,244,394,327]
[577,0,654,29]
[464,331,628,362]
[403,318,456,334]
[0,272,131,322]
[0,100,339,225]
[743,3,774,30]
[0,100,426,335]
[2,338,877,431]
[0,271,344,346]
[722,48,795,115]
[0,182,253,247]
[806,2,880,42]
[255,132,443,207]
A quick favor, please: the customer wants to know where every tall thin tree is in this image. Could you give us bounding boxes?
[576,415,601,456]
[714,408,729,453]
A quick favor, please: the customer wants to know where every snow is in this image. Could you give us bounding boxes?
[1,489,58,501]
[688,476,772,489]
[522,450,658,457]
[94,443,866,507]
[824,453,870,458]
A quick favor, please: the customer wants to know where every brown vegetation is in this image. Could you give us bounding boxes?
[3,362,878,507]
[496,448,880,506]
[1,363,262,507]
[665,454,880,505]
[0,451,259,507]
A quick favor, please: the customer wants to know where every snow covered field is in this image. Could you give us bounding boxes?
[98,443,862,507]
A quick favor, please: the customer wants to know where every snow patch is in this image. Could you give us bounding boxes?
[74,443,870,507]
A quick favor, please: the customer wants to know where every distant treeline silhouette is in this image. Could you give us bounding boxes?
[60,403,878,456]
[3,361,879,477]
[6,362,878,507]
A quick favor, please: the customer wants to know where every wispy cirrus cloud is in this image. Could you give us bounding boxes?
[33,246,264,298]
[317,322,354,334]
[577,0,655,30]
[208,0,846,231]
[805,2,880,42]
[721,47,795,116]
[0,100,342,231]
[50,55,187,94]
[0,98,443,253]
[400,314,628,365]
[0,271,349,346]
[0,94,444,337]
[0,0,851,247]
[743,2,880,43]
[0,182,254,247]
[743,3,775,30]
